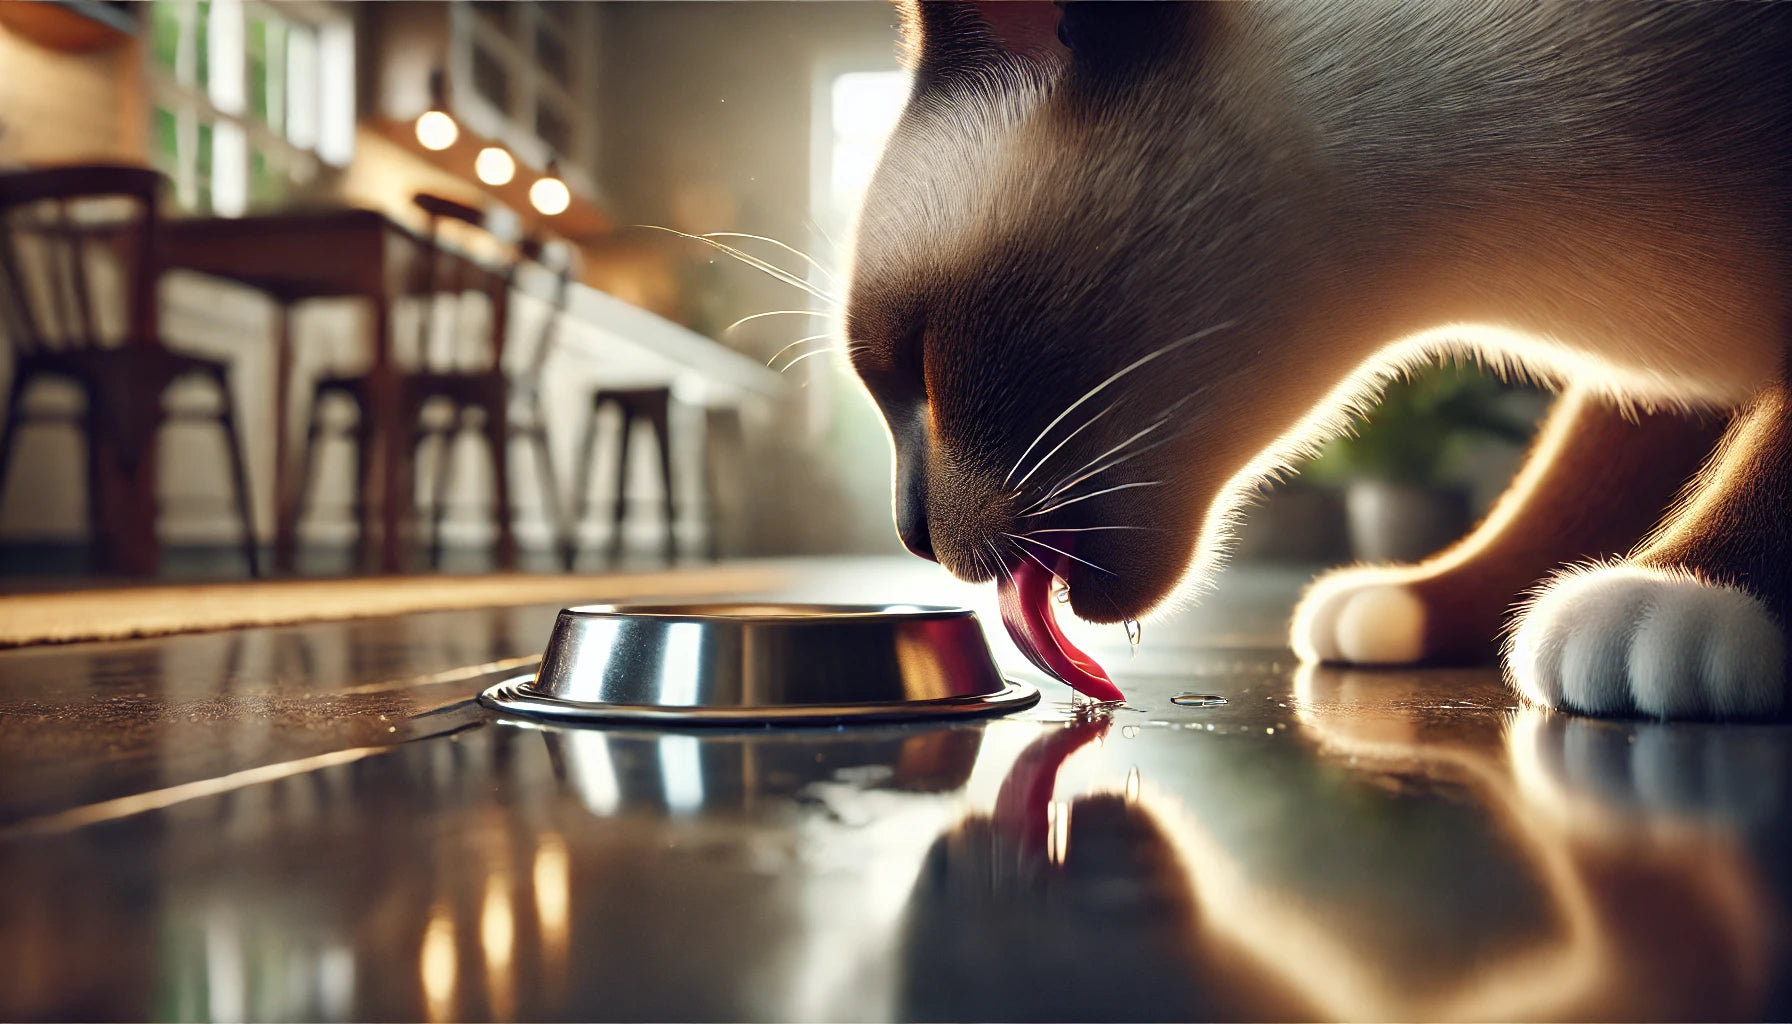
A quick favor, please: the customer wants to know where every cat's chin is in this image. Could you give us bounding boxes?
[1053,544,1191,627]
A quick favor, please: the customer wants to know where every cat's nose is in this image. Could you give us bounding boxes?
[899,525,937,562]
[896,481,937,562]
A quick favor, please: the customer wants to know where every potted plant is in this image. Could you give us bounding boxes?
[1304,363,1537,563]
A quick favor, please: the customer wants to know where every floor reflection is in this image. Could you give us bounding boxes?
[899,719,1314,1021]
[1274,664,1785,1019]
[1,654,1788,1020]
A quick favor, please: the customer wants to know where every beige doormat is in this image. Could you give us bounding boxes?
[0,564,787,648]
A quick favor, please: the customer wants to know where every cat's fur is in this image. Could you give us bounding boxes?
[844,1,1792,719]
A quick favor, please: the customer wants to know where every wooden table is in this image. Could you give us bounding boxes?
[158,209,493,574]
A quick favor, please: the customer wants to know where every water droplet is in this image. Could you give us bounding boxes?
[1124,618,1142,646]
[1170,693,1228,708]
[1053,584,1071,604]
[1125,766,1141,804]
[1121,725,1139,739]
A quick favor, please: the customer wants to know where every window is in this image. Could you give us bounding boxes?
[449,1,597,177]
[813,69,911,251]
[148,0,354,215]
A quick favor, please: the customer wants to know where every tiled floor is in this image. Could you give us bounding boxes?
[1,559,1787,1020]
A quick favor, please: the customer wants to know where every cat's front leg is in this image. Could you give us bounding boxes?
[1293,388,1723,666]
[1510,382,1792,720]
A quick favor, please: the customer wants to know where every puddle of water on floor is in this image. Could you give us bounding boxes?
[1170,693,1229,708]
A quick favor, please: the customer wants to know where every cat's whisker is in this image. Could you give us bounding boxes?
[703,240,842,304]
[1002,320,1236,487]
[1025,417,1173,512]
[1024,481,1166,519]
[1022,525,1161,535]
[765,333,835,367]
[1003,533,1117,576]
[807,217,844,262]
[978,539,1005,582]
[702,232,841,287]
[726,309,833,334]
[1028,422,1192,512]
[638,225,843,306]
[1020,389,1210,511]
[1006,538,1058,580]
[1010,398,1121,492]
[778,346,847,373]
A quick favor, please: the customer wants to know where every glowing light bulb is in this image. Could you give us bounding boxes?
[415,110,458,151]
[475,146,516,185]
[529,175,570,216]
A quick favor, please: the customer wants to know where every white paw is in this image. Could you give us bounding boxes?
[1291,567,1427,665]
[1508,565,1786,720]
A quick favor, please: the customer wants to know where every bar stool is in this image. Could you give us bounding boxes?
[567,386,677,567]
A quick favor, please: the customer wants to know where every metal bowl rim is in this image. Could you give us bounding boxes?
[558,602,978,622]
[480,673,1039,726]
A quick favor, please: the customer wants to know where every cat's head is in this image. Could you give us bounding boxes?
[846,1,1335,625]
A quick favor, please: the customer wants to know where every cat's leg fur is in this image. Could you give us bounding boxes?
[1293,388,1724,665]
[1510,381,1792,719]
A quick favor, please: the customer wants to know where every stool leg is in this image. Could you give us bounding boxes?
[568,397,604,572]
[485,401,516,571]
[609,411,634,567]
[527,422,572,573]
[290,392,329,571]
[426,417,457,571]
[350,404,374,573]
[703,414,722,563]
[650,402,677,565]
[213,370,261,577]
[0,371,33,511]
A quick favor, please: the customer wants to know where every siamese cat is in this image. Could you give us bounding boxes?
[843,1,1791,719]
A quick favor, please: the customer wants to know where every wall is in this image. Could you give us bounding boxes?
[0,18,136,167]
[594,1,907,556]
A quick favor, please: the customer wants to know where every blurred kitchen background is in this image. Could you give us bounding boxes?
[0,0,1546,585]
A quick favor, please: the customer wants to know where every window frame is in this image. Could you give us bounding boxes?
[145,0,355,215]
[447,1,599,189]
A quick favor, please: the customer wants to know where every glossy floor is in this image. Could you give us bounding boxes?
[1,560,1787,1021]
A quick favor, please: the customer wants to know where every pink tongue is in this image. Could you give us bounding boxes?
[997,551,1125,702]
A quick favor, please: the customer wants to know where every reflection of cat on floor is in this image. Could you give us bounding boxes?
[897,721,1312,1021]
[903,673,1782,1020]
[1287,665,1778,1018]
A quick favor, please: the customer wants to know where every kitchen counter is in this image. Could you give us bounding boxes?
[1,559,1787,1020]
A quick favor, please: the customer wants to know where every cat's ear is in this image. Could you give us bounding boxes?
[1056,2,1201,72]
[901,2,1065,86]
[902,2,1199,88]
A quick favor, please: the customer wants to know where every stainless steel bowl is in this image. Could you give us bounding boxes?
[480,603,1039,725]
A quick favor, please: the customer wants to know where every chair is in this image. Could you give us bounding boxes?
[0,164,258,576]
[290,194,567,571]
[416,235,575,570]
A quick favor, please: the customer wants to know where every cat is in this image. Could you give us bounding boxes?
[842,1,1791,719]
